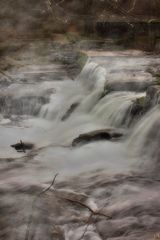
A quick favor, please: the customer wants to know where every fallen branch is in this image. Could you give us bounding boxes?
[56,195,111,219]
[25,173,110,240]
[76,198,112,240]
[24,173,59,240]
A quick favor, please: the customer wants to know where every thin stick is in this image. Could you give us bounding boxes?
[77,198,111,240]
[24,173,59,240]
[78,213,93,240]
[57,196,111,219]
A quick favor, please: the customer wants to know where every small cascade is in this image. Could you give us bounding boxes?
[75,88,104,113]
[91,91,145,127]
[76,61,107,90]
[128,106,160,174]
[129,106,160,155]
[39,62,145,130]
[0,82,56,117]
[39,80,85,120]
[0,95,47,116]
[39,62,107,121]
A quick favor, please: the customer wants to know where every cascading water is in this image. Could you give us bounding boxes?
[76,61,107,90]
[90,91,145,127]
[1,46,160,240]
[128,106,160,175]
[39,62,107,120]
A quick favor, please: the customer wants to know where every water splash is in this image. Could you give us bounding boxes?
[128,106,160,175]
[76,61,107,90]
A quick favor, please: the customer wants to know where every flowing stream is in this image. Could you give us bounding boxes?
[0,44,160,240]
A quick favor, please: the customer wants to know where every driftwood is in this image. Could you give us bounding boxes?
[11,140,34,153]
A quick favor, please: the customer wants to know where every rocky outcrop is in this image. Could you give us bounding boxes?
[72,128,124,146]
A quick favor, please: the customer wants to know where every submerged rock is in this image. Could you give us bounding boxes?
[61,102,79,121]
[11,140,34,152]
[72,129,124,146]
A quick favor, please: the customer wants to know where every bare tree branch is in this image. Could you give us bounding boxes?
[56,195,111,219]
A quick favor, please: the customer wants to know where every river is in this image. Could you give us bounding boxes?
[0,42,160,240]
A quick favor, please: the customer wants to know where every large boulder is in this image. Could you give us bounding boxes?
[72,128,124,146]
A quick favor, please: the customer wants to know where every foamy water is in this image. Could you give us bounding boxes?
[0,46,160,240]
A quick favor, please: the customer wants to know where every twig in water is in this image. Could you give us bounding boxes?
[24,173,59,240]
[77,197,111,240]
[78,213,93,240]
[55,193,111,240]
[59,196,111,219]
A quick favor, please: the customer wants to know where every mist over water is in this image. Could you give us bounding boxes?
[0,46,160,240]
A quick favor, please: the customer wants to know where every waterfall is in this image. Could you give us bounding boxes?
[0,82,55,117]
[39,62,145,130]
[0,59,158,173]
[129,106,160,155]
[76,61,107,90]
[1,47,160,240]
[39,62,107,120]
[128,106,160,175]
[39,80,85,120]
[0,61,146,131]
[0,95,47,116]
[91,91,145,127]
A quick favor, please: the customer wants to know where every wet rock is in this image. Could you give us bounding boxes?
[107,80,152,92]
[146,85,160,108]
[130,96,146,118]
[11,141,34,152]
[61,102,79,121]
[128,85,160,122]
[129,85,160,122]
[72,129,124,146]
